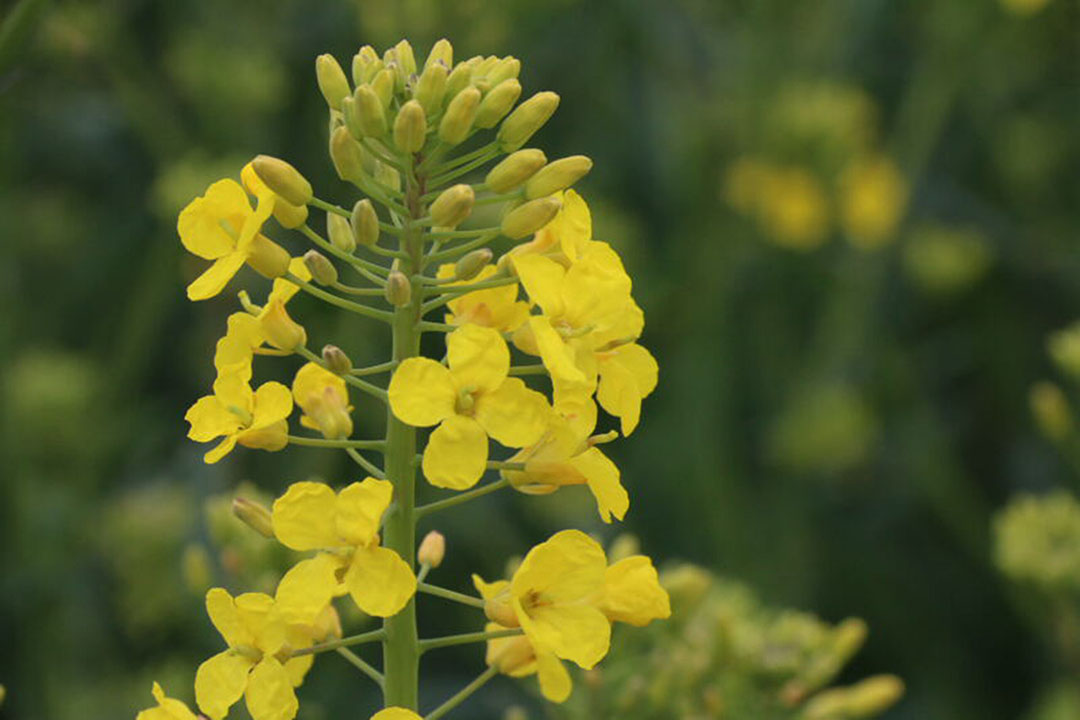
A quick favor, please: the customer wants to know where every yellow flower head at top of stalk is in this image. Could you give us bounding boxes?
[135,682,198,720]
[184,372,292,463]
[388,324,552,489]
[270,478,417,617]
[291,362,353,439]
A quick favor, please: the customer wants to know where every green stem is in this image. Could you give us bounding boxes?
[426,232,501,264]
[295,346,388,402]
[428,148,501,188]
[287,435,385,451]
[416,478,509,518]
[424,666,499,720]
[419,628,523,654]
[286,273,393,322]
[508,365,547,377]
[417,582,485,609]
[351,360,398,376]
[346,447,385,479]
[309,196,350,218]
[331,280,385,296]
[335,647,385,688]
[291,628,386,656]
[298,224,389,283]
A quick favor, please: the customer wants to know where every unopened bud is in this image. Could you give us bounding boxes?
[444,58,479,103]
[497,92,560,151]
[252,155,313,206]
[328,212,356,254]
[484,595,520,628]
[303,250,338,286]
[385,270,412,307]
[486,57,521,87]
[439,87,481,146]
[414,62,448,114]
[232,497,274,538]
[485,149,547,193]
[844,675,905,716]
[475,79,522,129]
[342,95,364,139]
[353,85,387,137]
[525,155,594,199]
[393,39,417,77]
[259,299,306,351]
[351,199,379,247]
[454,248,493,281]
[372,67,395,107]
[487,634,534,675]
[308,386,353,439]
[430,184,475,228]
[330,125,365,183]
[501,196,562,239]
[374,160,400,193]
[471,55,499,80]
[322,344,353,375]
[351,46,381,85]
[831,617,869,665]
[316,54,351,111]
[393,100,427,154]
[418,531,446,568]
[425,38,454,70]
[245,235,291,278]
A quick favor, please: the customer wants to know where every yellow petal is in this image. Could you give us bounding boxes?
[512,253,566,317]
[474,377,550,447]
[233,592,282,655]
[145,682,199,720]
[602,556,671,626]
[343,545,417,617]
[535,646,573,703]
[422,415,488,489]
[597,343,657,435]
[292,363,348,414]
[214,313,263,380]
[251,381,294,429]
[335,477,394,547]
[195,651,252,720]
[187,252,247,301]
[178,180,248,259]
[560,246,633,330]
[283,654,313,688]
[569,447,628,523]
[530,316,586,384]
[518,597,611,669]
[205,588,251,647]
[274,555,340,625]
[213,371,254,415]
[471,574,511,600]
[244,657,299,720]
[388,358,456,427]
[186,396,243,443]
[272,482,340,551]
[611,343,658,396]
[512,530,607,604]
[237,419,289,452]
[554,189,592,263]
[269,257,311,305]
[204,435,238,464]
[371,709,423,720]
[447,324,510,394]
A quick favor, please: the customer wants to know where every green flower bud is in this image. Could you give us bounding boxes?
[393,100,427,154]
[341,95,364,139]
[414,61,448,114]
[246,235,292,278]
[497,91,560,151]
[329,126,365,183]
[475,79,522,129]
[471,55,499,80]
[316,53,351,111]
[439,86,481,146]
[251,155,313,206]
[393,39,417,77]
[303,250,338,286]
[385,270,412,307]
[322,344,353,375]
[425,38,453,70]
[351,199,379,247]
[353,84,387,137]
[351,45,381,85]
[486,57,521,86]
[328,212,356,254]
[525,155,594,198]
[485,149,547,193]
[374,160,400,193]
[501,196,562,239]
[430,184,475,228]
[454,248,493,281]
[371,67,395,108]
[445,58,480,104]
[232,497,274,538]
[845,675,905,716]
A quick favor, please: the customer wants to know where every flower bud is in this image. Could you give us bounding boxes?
[484,594,520,628]
[393,100,427,154]
[308,386,353,439]
[501,196,562,239]
[439,87,481,146]
[272,200,308,230]
[351,199,379,247]
[486,57,521,86]
[425,38,453,70]
[322,344,353,375]
[475,79,522,129]
[471,55,500,80]
[303,250,338,286]
[444,58,479,102]
[316,53,351,111]
[328,212,356,254]
[418,530,446,567]
[342,95,364,139]
[372,67,395,107]
[353,85,387,137]
[414,62,448,114]
[385,270,412,307]
[525,155,593,199]
[485,149,547,193]
[259,299,306,351]
[393,39,417,78]
[497,92,560,152]
[245,235,291,278]
[232,497,274,538]
[330,125,365,183]
[351,45,381,85]
[374,160,400,193]
[454,248,493,281]
[430,184,475,228]
[252,155,313,206]
[487,633,534,675]
[845,675,905,716]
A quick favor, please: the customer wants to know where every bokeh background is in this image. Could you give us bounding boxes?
[2,0,1079,718]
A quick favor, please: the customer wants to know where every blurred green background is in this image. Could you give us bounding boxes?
[2,0,1079,718]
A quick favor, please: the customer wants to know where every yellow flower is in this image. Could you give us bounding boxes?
[839,154,908,250]
[388,324,551,489]
[437,264,530,333]
[270,479,417,616]
[178,179,290,301]
[135,682,198,720]
[600,555,670,626]
[184,372,292,463]
[291,363,353,439]
[484,622,573,703]
[507,189,593,263]
[241,161,310,229]
[758,166,830,250]
[370,709,422,720]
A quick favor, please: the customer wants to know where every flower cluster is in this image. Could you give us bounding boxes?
[138,38,669,720]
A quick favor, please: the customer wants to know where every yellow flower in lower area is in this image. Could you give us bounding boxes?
[370,709,422,720]
[185,373,292,463]
[292,363,353,439]
[839,154,908,250]
[438,264,530,333]
[135,682,198,720]
[270,479,416,616]
[388,324,551,489]
[485,622,572,703]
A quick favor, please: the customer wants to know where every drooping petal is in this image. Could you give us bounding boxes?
[203,434,239,464]
[474,377,550,448]
[513,253,567,317]
[244,657,299,720]
[597,345,657,436]
[530,316,586,384]
[601,556,671,627]
[269,257,312,305]
[447,324,510,395]
[388,358,457,427]
[271,482,340,551]
[568,447,628,523]
[205,587,251,647]
[274,555,340,625]
[422,415,488,489]
[195,651,253,720]
[187,252,247,301]
[186,396,244,443]
[517,596,611,669]
[343,545,417,617]
[535,647,573,703]
[251,381,294,429]
[553,189,592,263]
[335,477,394,547]
[610,343,658,397]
